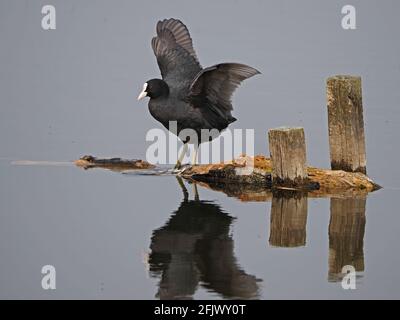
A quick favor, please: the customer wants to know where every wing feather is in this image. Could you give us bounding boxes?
[189,63,260,112]
[156,19,199,63]
[151,19,201,83]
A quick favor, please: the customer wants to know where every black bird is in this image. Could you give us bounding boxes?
[138,18,260,169]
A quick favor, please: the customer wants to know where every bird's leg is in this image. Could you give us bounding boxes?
[192,182,200,201]
[191,144,199,166]
[174,143,188,170]
[175,176,189,202]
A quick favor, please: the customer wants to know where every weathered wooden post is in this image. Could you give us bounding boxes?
[327,75,367,174]
[268,127,308,188]
[269,191,308,247]
[328,197,366,282]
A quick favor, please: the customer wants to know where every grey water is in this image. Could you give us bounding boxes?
[1,0,400,299]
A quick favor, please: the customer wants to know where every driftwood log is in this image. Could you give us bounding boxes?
[74,154,380,201]
[181,155,380,201]
[75,155,155,171]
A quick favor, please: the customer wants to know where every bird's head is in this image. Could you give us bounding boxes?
[137,79,169,100]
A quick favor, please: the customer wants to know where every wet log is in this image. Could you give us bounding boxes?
[181,155,380,201]
[75,155,155,172]
[327,75,367,174]
[268,127,309,188]
[74,154,381,201]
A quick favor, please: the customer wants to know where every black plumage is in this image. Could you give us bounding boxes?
[138,18,260,166]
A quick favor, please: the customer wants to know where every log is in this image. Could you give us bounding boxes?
[268,127,309,188]
[74,155,381,201]
[327,75,367,174]
[181,155,380,201]
[75,155,155,171]
[328,197,366,282]
[269,191,308,247]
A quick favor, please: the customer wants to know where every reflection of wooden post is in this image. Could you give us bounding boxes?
[269,191,308,247]
[328,197,366,282]
[327,76,367,174]
[268,127,308,187]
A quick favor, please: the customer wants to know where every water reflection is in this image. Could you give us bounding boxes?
[266,190,366,282]
[147,179,368,298]
[269,191,308,247]
[328,197,366,282]
[148,178,261,300]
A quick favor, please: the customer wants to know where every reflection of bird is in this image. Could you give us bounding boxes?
[148,178,260,299]
[137,18,260,168]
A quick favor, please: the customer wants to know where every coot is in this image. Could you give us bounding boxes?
[138,18,260,168]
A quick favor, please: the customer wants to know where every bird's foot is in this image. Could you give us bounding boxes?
[174,160,182,171]
[171,163,192,175]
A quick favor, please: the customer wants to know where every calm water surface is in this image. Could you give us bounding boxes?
[0,159,399,299]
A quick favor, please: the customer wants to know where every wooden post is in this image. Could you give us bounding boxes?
[268,127,308,187]
[269,191,308,247]
[328,197,366,282]
[327,75,367,174]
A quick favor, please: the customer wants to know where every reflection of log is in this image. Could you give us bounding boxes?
[328,197,366,282]
[149,200,260,299]
[269,191,308,247]
[193,180,272,202]
[75,155,154,171]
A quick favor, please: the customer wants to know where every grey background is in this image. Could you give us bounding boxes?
[0,0,399,299]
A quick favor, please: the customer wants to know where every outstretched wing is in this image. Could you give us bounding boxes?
[189,63,260,115]
[151,19,201,84]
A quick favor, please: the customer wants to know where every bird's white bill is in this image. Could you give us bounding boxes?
[137,83,148,100]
